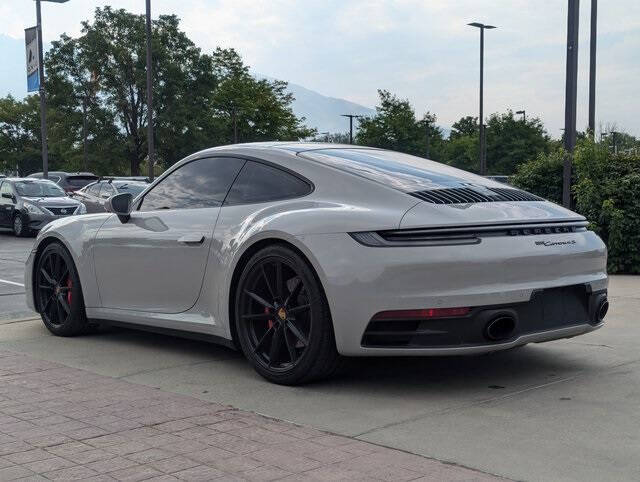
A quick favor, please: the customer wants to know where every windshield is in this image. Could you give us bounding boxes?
[14,180,66,198]
[114,182,146,197]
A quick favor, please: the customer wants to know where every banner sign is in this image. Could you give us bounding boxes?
[25,26,40,92]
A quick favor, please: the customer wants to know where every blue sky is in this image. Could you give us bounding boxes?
[1,0,639,136]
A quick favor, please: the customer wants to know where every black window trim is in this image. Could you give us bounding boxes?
[136,154,314,211]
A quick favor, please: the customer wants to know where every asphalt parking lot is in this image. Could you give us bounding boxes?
[1,233,639,481]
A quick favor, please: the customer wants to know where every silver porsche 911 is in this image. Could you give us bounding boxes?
[25,143,609,385]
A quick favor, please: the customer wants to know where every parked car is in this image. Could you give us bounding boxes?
[24,143,608,385]
[28,171,99,193]
[0,178,86,236]
[73,179,148,213]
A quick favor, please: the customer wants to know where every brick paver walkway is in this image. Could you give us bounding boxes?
[0,350,502,481]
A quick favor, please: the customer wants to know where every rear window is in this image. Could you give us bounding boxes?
[67,176,98,188]
[300,149,484,192]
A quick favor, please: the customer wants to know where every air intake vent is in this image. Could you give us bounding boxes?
[409,187,543,204]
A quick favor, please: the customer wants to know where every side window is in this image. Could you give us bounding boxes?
[139,157,245,212]
[225,161,312,205]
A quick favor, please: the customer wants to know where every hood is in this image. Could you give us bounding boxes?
[23,196,82,207]
[400,200,584,229]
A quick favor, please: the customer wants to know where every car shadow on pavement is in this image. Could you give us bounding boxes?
[87,324,592,396]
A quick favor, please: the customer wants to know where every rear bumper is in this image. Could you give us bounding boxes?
[355,322,604,356]
[297,230,608,356]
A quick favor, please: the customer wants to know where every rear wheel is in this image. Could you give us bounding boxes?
[35,242,89,336]
[235,245,340,385]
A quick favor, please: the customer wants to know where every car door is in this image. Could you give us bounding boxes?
[81,183,103,213]
[92,157,245,313]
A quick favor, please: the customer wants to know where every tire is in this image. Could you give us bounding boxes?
[35,242,90,336]
[13,213,29,237]
[234,245,341,385]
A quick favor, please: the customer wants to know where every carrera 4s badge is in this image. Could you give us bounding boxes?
[535,240,577,247]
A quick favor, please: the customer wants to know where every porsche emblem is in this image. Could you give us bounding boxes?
[277,307,287,320]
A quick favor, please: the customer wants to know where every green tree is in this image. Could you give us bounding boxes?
[211,48,314,145]
[485,111,551,175]
[0,95,41,174]
[443,135,479,173]
[450,116,477,139]
[355,90,445,160]
[77,7,218,174]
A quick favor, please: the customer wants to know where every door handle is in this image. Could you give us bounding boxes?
[177,233,205,245]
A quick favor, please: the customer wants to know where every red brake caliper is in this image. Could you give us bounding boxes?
[265,306,273,329]
[66,278,72,305]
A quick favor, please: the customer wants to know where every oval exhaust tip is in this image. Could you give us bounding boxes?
[485,315,516,341]
[597,299,609,322]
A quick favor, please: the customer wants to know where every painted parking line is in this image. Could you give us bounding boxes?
[0,279,25,288]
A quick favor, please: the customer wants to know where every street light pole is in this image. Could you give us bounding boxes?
[35,0,48,179]
[341,114,361,144]
[468,22,496,176]
[563,0,580,208]
[588,0,597,138]
[145,0,155,181]
[34,0,70,180]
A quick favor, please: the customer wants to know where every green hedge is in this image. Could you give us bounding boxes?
[513,140,640,274]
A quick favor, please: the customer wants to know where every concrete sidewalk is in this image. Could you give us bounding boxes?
[0,350,501,481]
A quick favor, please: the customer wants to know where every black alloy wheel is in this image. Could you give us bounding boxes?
[35,242,89,336]
[235,245,340,385]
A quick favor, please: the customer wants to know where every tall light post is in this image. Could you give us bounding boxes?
[468,22,496,176]
[34,0,69,180]
[563,0,580,208]
[588,0,597,138]
[341,114,361,144]
[145,0,155,181]
[516,110,526,121]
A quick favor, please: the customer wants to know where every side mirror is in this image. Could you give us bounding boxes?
[107,192,133,223]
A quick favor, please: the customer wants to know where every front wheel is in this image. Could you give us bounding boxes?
[235,245,341,385]
[35,242,89,336]
[13,214,29,237]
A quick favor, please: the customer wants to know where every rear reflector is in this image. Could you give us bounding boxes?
[372,307,471,320]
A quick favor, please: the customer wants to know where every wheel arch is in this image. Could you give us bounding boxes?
[226,236,333,350]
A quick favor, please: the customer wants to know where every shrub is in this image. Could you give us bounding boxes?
[512,140,640,274]
[573,140,640,274]
[511,148,564,204]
